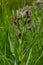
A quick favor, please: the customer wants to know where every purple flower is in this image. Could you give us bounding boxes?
[14,16,17,21]
[14,16,17,24]
[26,10,30,18]
[18,32,22,38]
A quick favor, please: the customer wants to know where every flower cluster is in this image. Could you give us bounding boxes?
[13,4,40,38]
[13,6,32,38]
[14,6,31,22]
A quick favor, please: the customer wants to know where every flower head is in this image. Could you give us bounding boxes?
[18,32,22,38]
[26,10,30,18]
[14,16,17,24]
[14,16,17,21]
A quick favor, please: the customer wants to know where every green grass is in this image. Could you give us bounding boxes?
[0,0,43,65]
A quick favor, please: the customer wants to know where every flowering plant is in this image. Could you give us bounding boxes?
[0,1,43,65]
[14,6,32,38]
[11,3,43,65]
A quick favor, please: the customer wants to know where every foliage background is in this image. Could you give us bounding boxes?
[0,0,43,65]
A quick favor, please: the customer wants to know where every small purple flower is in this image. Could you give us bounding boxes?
[14,16,17,21]
[18,32,22,38]
[14,16,17,24]
[26,10,30,18]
